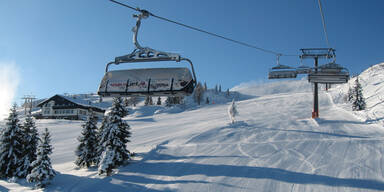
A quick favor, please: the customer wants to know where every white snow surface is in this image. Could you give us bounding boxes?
[2,63,384,191]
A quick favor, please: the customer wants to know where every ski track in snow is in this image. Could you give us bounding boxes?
[3,78,384,191]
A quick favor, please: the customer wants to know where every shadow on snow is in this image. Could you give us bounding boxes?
[126,150,384,191]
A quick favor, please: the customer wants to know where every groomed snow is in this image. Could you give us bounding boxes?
[2,64,384,191]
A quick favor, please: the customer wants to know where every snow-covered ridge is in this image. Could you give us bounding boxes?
[231,77,312,97]
[329,62,384,121]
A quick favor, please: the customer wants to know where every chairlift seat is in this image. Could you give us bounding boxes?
[296,66,312,74]
[98,67,195,97]
[268,64,297,79]
[319,62,343,73]
[308,70,349,84]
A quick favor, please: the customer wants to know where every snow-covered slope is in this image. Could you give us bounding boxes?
[2,64,384,191]
[330,62,384,122]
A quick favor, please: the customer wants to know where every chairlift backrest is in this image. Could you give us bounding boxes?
[98,67,195,97]
[319,62,344,73]
[309,63,349,84]
[296,65,312,74]
[268,64,297,79]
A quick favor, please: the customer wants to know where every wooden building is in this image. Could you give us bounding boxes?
[36,95,106,120]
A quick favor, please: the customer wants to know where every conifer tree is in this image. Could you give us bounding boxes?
[96,115,108,165]
[193,82,204,105]
[157,97,162,105]
[352,77,366,111]
[17,114,39,178]
[165,97,172,107]
[228,99,239,124]
[206,97,210,104]
[98,97,131,176]
[0,104,24,178]
[219,85,222,92]
[75,111,99,168]
[144,96,153,106]
[204,82,207,91]
[347,86,354,102]
[26,128,56,188]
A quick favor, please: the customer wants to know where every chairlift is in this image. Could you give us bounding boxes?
[308,62,349,84]
[98,11,196,97]
[296,58,312,74]
[268,55,297,79]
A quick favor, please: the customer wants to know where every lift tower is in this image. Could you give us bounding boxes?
[21,95,36,115]
[300,48,335,118]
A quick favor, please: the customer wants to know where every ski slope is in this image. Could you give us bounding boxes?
[2,66,384,191]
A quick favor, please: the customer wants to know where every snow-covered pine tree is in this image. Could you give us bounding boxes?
[352,77,366,111]
[26,128,56,188]
[96,115,108,165]
[165,97,171,107]
[98,97,131,176]
[17,114,39,178]
[0,104,24,178]
[228,99,239,124]
[149,96,153,105]
[131,96,138,107]
[193,82,204,105]
[347,86,354,102]
[226,88,230,97]
[144,96,153,106]
[75,111,99,168]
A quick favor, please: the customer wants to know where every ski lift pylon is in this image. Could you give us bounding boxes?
[98,10,196,97]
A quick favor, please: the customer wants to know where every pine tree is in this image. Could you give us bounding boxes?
[228,99,239,124]
[96,115,108,165]
[156,97,162,105]
[347,86,354,102]
[226,88,230,98]
[26,128,56,188]
[193,82,204,105]
[203,82,207,91]
[206,97,210,104]
[98,97,131,176]
[352,77,366,111]
[149,96,153,105]
[75,111,99,168]
[165,97,172,107]
[144,96,153,106]
[0,104,24,178]
[131,96,138,107]
[17,114,39,178]
[219,85,222,92]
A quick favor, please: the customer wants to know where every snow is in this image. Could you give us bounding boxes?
[2,63,384,191]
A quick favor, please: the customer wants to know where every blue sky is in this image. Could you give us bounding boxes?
[1,0,384,103]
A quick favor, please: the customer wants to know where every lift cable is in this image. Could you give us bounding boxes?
[109,0,298,57]
[317,0,331,48]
